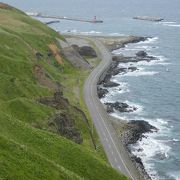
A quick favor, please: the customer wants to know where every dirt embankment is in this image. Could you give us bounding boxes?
[33,65,60,91]
[0,2,13,10]
[58,39,91,69]
[32,38,97,146]
[48,43,63,65]
[39,91,96,147]
[39,92,83,144]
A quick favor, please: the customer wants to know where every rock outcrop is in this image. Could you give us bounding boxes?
[136,51,148,58]
[97,87,108,98]
[49,112,83,144]
[123,120,158,145]
[58,39,91,69]
[98,36,147,51]
[39,92,83,144]
[113,53,156,63]
[78,46,97,57]
[112,119,157,180]
[105,102,137,113]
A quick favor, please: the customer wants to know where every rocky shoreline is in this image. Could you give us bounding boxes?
[97,49,157,101]
[111,118,158,180]
[97,36,159,180]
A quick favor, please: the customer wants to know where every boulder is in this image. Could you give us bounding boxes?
[126,120,158,144]
[136,51,147,58]
[50,113,83,144]
[106,105,114,113]
[79,46,97,57]
[103,81,119,88]
[97,87,108,98]
[105,101,136,113]
[128,66,138,72]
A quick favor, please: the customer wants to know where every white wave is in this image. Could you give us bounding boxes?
[62,29,103,35]
[67,29,78,33]
[172,138,179,142]
[109,33,126,36]
[136,60,169,66]
[112,51,123,55]
[167,24,180,27]
[122,48,140,51]
[135,45,157,51]
[122,69,158,77]
[131,134,171,179]
[101,97,142,115]
[100,89,121,103]
[26,12,40,16]
[115,64,159,77]
[129,116,171,179]
[159,21,176,25]
[140,118,170,134]
[100,96,109,104]
[107,81,130,94]
[162,21,176,24]
[137,37,159,44]
[80,30,102,35]
[156,118,168,125]
[110,112,129,121]
[119,82,130,92]
[118,62,137,68]
[161,21,180,27]
[100,94,112,104]
[167,171,180,180]
[124,100,143,114]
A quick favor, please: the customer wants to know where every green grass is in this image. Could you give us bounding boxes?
[0,112,127,180]
[0,135,81,180]
[0,4,128,179]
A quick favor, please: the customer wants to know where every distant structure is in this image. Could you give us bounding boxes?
[26,12,103,24]
[133,16,164,22]
[45,20,60,25]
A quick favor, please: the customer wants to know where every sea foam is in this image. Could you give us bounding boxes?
[129,116,171,180]
[122,70,158,77]
[167,172,180,180]
[160,21,180,27]
[137,37,159,44]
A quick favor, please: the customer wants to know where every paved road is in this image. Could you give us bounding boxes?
[83,38,142,180]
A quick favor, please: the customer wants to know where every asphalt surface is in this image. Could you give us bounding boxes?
[83,38,142,180]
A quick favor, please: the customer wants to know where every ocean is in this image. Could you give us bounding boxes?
[4,0,180,179]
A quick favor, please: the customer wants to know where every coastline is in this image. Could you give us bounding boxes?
[63,33,156,179]
[94,35,155,180]
[2,1,180,179]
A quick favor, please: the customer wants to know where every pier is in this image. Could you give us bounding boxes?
[26,12,103,23]
[133,16,164,22]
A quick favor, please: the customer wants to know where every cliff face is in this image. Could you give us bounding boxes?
[0,3,127,180]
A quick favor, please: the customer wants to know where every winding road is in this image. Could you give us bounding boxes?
[83,38,142,180]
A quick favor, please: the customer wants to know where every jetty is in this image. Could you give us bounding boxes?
[45,20,60,25]
[26,12,103,23]
[133,16,164,22]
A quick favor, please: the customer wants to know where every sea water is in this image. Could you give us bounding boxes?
[4,0,180,179]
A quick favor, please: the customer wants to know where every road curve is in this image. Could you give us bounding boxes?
[83,38,142,180]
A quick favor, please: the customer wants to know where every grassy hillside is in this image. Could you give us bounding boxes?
[0,3,128,180]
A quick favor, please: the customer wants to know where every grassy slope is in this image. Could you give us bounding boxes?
[0,4,128,180]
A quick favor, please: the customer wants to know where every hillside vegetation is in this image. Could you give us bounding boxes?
[0,3,128,180]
